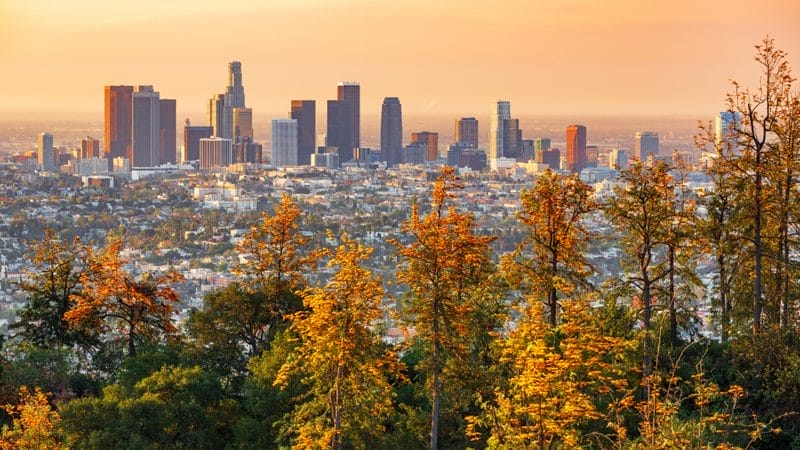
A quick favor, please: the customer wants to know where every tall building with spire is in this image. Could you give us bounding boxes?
[489,100,511,161]
[380,97,403,168]
[291,100,316,166]
[104,85,133,160]
[326,82,360,164]
[222,61,246,140]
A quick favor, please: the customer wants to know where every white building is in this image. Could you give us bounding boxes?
[271,119,298,167]
[37,132,55,172]
[489,100,510,162]
[199,137,232,170]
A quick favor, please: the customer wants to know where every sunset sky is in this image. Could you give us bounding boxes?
[1,0,799,121]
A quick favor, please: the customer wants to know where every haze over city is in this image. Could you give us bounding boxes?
[2,0,799,122]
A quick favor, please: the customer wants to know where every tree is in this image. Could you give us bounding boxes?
[0,386,64,450]
[392,166,497,450]
[605,160,675,379]
[275,233,398,450]
[235,193,319,351]
[65,236,182,358]
[717,37,795,333]
[12,230,96,349]
[503,169,594,327]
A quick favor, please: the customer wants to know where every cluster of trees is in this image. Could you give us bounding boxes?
[0,37,799,449]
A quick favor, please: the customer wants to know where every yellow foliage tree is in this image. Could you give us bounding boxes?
[0,386,64,450]
[275,233,397,450]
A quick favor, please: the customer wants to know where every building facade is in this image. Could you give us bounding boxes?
[380,97,403,168]
[326,82,360,164]
[455,117,479,148]
[104,85,133,160]
[566,124,587,172]
[291,100,316,165]
[272,119,298,167]
[132,86,161,168]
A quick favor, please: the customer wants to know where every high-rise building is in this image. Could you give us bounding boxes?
[609,148,628,169]
[159,98,176,164]
[566,125,587,172]
[234,138,263,164]
[104,85,133,160]
[208,93,225,137]
[455,117,479,148]
[38,132,55,171]
[502,118,521,160]
[272,119,298,167]
[634,131,659,161]
[233,107,253,142]
[520,139,534,162]
[715,111,741,153]
[132,85,161,168]
[380,97,403,168]
[411,131,439,161]
[183,120,213,162]
[199,137,232,169]
[222,61,246,140]
[534,138,551,152]
[291,100,316,166]
[536,148,560,170]
[326,82,360,163]
[489,100,511,160]
[81,136,101,159]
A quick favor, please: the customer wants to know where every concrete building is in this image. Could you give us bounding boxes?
[222,61,246,139]
[183,120,213,162]
[208,93,225,138]
[380,97,403,168]
[272,119,298,167]
[104,85,133,160]
[489,100,511,161]
[410,131,439,161]
[159,98,176,164]
[609,148,628,169]
[233,107,253,142]
[455,117,479,148]
[132,86,161,168]
[199,137,232,170]
[326,82,360,164]
[566,124,587,172]
[634,131,659,161]
[37,132,55,172]
[291,100,316,165]
[80,136,100,159]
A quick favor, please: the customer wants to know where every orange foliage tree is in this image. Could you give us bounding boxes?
[65,236,182,357]
[0,386,64,450]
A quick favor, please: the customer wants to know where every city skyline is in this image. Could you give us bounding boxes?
[1,0,799,122]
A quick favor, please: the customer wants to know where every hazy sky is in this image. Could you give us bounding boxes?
[1,0,799,122]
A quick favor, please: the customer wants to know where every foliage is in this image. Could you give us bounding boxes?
[0,386,64,450]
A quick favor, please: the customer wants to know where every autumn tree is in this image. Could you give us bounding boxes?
[234,193,319,351]
[605,160,675,378]
[714,37,796,333]
[0,386,64,450]
[65,236,182,358]
[393,166,498,450]
[503,169,594,327]
[12,230,96,349]
[275,233,397,450]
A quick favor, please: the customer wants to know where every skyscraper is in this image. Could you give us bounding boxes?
[715,111,741,153]
[199,137,232,169]
[411,132,439,161]
[81,136,100,159]
[634,131,659,161]
[208,93,225,137]
[291,100,316,166]
[132,85,161,168]
[272,119,298,167]
[455,117,479,148]
[380,97,403,168]
[38,132,55,172]
[566,125,587,172]
[233,107,253,141]
[502,118,521,160]
[489,100,511,161]
[534,138,551,152]
[326,82,360,163]
[159,98,176,164]
[183,120,213,162]
[104,85,133,160]
[222,61,246,140]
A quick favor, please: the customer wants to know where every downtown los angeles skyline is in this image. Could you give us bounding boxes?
[1,0,799,122]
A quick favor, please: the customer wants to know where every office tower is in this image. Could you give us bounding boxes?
[104,85,133,160]
[455,117,479,148]
[221,61,246,139]
[565,125,587,172]
[380,97,403,168]
[609,148,628,169]
[272,119,298,167]
[411,131,439,161]
[132,86,161,168]
[536,148,560,170]
[183,119,213,162]
[199,137,232,169]
[489,100,511,160]
[159,98,176,164]
[715,111,741,153]
[208,93,225,137]
[326,82,360,163]
[234,139,263,164]
[534,137,551,152]
[447,142,470,167]
[233,107,253,142]
[81,136,100,159]
[520,139,534,162]
[634,131,659,161]
[291,100,316,165]
[38,132,55,171]
[502,118,521,159]
[403,143,427,165]
[460,149,488,171]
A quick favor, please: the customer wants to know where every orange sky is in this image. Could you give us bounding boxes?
[1,0,799,121]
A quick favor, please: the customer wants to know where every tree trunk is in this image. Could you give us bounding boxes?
[430,299,440,450]
[754,165,763,334]
[668,245,678,346]
[718,254,729,342]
